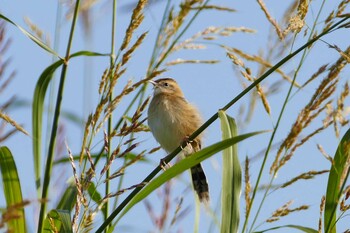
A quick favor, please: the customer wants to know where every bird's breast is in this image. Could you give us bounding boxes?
[148,96,183,152]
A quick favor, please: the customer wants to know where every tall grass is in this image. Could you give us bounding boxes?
[0,0,350,232]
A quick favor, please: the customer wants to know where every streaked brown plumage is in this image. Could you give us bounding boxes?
[147,78,209,203]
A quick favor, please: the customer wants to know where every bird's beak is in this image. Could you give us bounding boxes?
[148,80,157,86]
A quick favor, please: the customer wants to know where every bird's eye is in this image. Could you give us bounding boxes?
[163,82,169,87]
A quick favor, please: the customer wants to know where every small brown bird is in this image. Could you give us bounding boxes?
[147,78,209,203]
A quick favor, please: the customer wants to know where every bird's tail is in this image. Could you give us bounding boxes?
[190,163,210,203]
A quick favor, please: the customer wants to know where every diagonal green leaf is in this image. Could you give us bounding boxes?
[87,182,107,219]
[0,14,61,58]
[253,224,318,233]
[114,131,267,224]
[32,50,109,194]
[0,146,26,233]
[324,128,350,233]
[219,110,241,233]
[56,183,77,211]
[43,209,73,233]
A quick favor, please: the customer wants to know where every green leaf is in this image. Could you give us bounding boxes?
[114,130,267,224]
[219,111,241,233]
[253,224,318,233]
[33,60,64,193]
[0,147,26,233]
[324,128,350,233]
[32,51,109,193]
[56,183,77,211]
[43,209,73,233]
[87,182,107,219]
[0,14,61,58]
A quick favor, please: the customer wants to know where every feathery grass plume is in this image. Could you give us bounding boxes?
[318,196,325,233]
[106,149,146,182]
[188,4,236,12]
[271,46,350,174]
[172,26,255,53]
[121,32,148,66]
[266,200,309,222]
[280,170,329,189]
[227,50,271,115]
[102,182,147,199]
[340,193,350,211]
[170,197,185,226]
[158,0,204,58]
[283,0,308,35]
[0,200,30,231]
[323,0,350,32]
[225,47,295,85]
[244,156,252,219]
[317,144,334,164]
[256,0,284,40]
[158,182,172,230]
[0,21,23,142]
[301,64,328,88]
[329,44,350,63]
[86,148,95,172]
[100,146,120,176]
[81,210,95,233]
[24,17,51,46]
[0,111,29,136]
[67,144,83,231]
[166,58,219,66]
[148,146,161,154]
[120,0,148,51]
[326,82,350,138]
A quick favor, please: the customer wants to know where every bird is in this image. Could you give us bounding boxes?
[147,78,209,203]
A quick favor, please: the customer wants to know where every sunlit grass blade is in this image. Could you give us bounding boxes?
[253,224,318,233]
[324,128,350,233]
[43,209,72,233]
[0,14,61,58]
[114,131,267,224]
[219,110,241,233]
[0,146,27,233]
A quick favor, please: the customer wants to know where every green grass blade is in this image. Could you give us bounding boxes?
[88,182,107,219]
[32,51,109,194]
[324,128,350,233]
[43,209,73,233]
[0,14,61,58]
[33,60,64,194]
[253,224,318,233]
[0,146,26,233]
[114,131,266,224]
[219,111,241,233]
[56,183,77,211]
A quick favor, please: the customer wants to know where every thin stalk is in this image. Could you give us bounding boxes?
[147,0,172,74]
[95,18,349,232]
[151,0,211,73]
[244,2,328,232]
[42,1,62,197]
[105,0,118,229]
[37,1,81,232]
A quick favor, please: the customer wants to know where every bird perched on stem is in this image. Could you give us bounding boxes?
[147,78,209,203]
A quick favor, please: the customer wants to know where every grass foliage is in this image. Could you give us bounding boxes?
[0,0,350,232]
